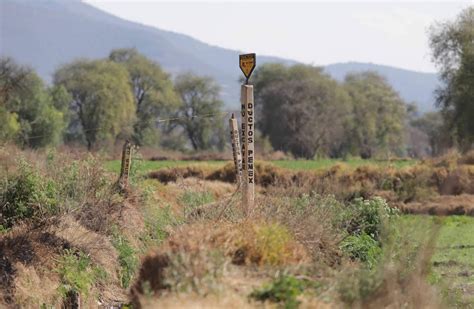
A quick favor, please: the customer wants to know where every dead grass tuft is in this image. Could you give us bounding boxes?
[131,220,310,307]
[403,194,474,216]
[149,166,207,184]
[459,150,474,165]
[13,264,61,308]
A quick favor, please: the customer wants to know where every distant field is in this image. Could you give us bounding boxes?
[271,158,417,170]
[106,158,417,174]
[431,216,474,306]
[401,215,474,306]
[105,160,226,174]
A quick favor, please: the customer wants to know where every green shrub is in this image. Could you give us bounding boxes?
[1,155,113,228]
[250,275,308,309]
[56,249,106,299]
[339,197,398,268]
[340,233,382,268]
[346,197,399,241]
[1,159,58,227]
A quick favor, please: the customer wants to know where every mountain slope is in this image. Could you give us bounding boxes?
[0,0,295,106]
[0,0,439,112]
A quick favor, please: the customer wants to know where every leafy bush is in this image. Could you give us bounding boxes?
[1,159,58,227]
[339,197,398,267]
[340,233,382,268]
[1,154,115,230]
[346,197,399,241]
[250,275,308,308]
[56,249,106,299]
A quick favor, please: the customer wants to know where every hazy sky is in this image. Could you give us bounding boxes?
[84,1,471,73]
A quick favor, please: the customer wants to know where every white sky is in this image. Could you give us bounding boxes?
[84,0,472,73]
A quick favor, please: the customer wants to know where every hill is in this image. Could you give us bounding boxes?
[0,0,438,112]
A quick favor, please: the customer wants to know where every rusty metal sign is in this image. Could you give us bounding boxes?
[239,53,256,82]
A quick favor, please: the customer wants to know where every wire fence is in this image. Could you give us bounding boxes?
[24,110,239,141]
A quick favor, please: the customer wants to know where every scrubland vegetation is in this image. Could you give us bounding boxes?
[0,146,473,308]
[0,5,473,309]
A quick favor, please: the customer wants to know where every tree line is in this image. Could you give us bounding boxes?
[0,6,472,158]
[0,49,226,152]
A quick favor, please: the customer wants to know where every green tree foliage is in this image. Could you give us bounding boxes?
[430,7,474,150]
[0,57,66,147]
[0,106,20,142]
[252,63,351,159]
[172,73,225,151]
[54,60,136,149]
[0,57,30,106]
[343,72,407,158]
[109,48,179,146]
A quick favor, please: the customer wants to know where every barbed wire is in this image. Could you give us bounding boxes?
[156,110,237,123]
[24,110,239,141]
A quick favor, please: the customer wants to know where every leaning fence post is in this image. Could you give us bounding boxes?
[229,113,243,186]
[118,140,133,190]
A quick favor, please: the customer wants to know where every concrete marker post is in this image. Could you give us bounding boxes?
[239,53,256,215]
[241,85,255,214]
[240,87,248,212]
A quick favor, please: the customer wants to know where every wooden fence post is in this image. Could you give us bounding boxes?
[241,85,255,214]
[229,113,242,185]
[118,140,132,189]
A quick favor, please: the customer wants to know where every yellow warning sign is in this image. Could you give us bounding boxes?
[239,53,256,80]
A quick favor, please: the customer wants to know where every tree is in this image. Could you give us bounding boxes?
[252,63,351,159]
[173,73,225,151]
[429,7,474,150]
[0,57,66,147]
[0,57,31,106]
[0,106,20,143]
[343,72,407,158]
[411,112,445,156]
[54,60,136,149]
[109,48,179,146]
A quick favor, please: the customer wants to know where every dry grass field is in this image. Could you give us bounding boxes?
[1,146,473,308]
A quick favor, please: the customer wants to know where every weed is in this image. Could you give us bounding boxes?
[56,249,106,299]
[111,228,139,288]
[340,233,382,268]
[253,223,293,266]
[179,191,214,217]
[141,181,183,244]
[337,268,381,304]
[250,275,309,309]
[1,159,58,227]
[346,197,399,241]
[144,204,182,244]
[164,249,226,294]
